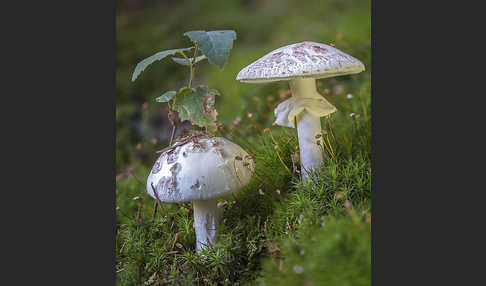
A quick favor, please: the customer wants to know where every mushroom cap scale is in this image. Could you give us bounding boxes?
[147,137,254,203]
[236,41,365,83]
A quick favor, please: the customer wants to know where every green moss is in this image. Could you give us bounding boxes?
[115,121,371,284]
[258,216,371,286]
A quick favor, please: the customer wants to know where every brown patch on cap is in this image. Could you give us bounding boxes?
[166,147,181,164]
[293,50,309,62]
[271,51,284,59]
[151,156,163,174]
[270,51,285,63]
[312,45,327,54]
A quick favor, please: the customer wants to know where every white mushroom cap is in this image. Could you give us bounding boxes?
[146,136,254,203]
[236,41,365,83]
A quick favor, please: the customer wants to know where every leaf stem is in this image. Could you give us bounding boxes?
[178,50,192,67]
[188,44,199,88]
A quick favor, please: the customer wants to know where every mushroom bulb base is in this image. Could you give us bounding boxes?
[193,198,222,253]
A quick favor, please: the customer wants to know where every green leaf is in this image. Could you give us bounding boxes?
[183,30,236,69]
[131,47,193,81]
[155,91,177,103]
[173,85,220,130]
[171,55,208,66]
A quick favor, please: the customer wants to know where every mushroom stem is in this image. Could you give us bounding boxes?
[290,78,324,100]
[290,78,326,178]
[295,111,324,178]
[192,198,222,252]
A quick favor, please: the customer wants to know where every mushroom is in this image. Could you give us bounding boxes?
[236,41,364,178]
[146,134,254,252]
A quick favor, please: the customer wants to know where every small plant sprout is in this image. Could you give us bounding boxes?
[132,30,237,141]
[236,41,364,178]
[147,134,254,252]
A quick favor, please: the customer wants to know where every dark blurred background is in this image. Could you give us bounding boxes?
[116,0,370,173]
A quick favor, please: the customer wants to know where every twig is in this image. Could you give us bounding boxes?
[151,183,165,215]
[151,201,158,221]
[188,43,199,88]
[171,233,179,250]
[169,123,177,146]
[157,132,209,154]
